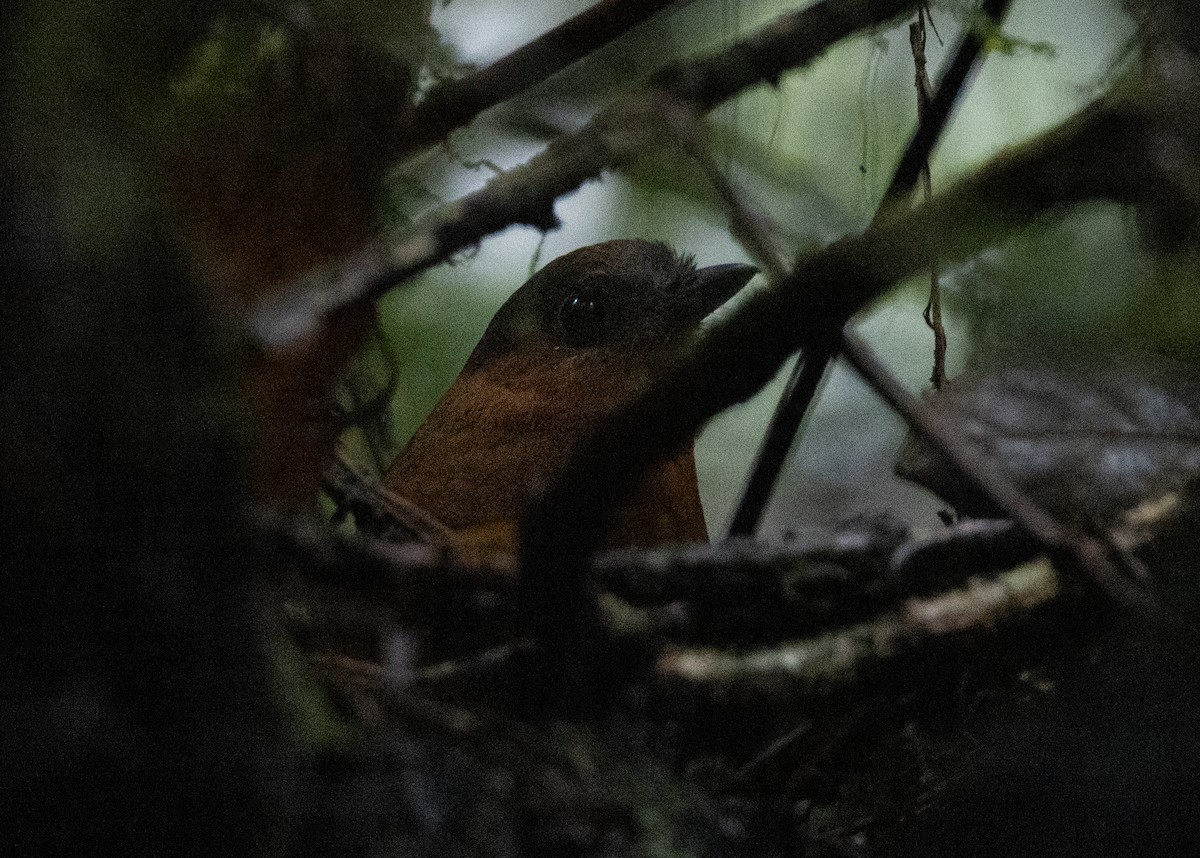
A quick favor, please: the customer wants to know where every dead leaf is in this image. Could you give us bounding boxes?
[896,356,1200,533]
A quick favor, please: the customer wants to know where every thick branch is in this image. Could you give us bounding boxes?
[249,0,919,349]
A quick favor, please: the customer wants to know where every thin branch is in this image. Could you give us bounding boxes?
[912,3,948,389]
[260,509,514,601]
[726,346,835,536]
[411,640,536,688]
[395,0,689,160]
[727,0,1014,536]
[875,0,1015,217]
[721,703,872,792]
[311,652,487,734]
[248,0,920,349]
[666,108,789,280]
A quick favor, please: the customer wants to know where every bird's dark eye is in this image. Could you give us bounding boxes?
[558,293,605,347]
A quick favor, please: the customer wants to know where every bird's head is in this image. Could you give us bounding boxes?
[386,240,756,544]
[463,239,757,373]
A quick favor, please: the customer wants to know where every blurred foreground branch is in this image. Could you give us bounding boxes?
[396,0,688,160]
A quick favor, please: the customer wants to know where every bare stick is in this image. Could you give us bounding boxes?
[726,346,835,536]
[322,452,461,549]
[876,0,1015,216]
[666,107,789,280]
[911,4,948,389]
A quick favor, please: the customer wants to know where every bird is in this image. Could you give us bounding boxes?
[382,239,756,550]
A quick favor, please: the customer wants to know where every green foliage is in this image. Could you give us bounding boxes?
[266,634,357,752]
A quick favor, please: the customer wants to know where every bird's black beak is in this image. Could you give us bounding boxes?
[685,262,758,321]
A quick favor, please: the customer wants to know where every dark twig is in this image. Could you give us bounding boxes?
[249,0,920,349]
[396,0,688,160]
[876,0,1015,217]
[311,652,486,734]
[322,452,461,548]
[727,346,835,536]
[911,3,948,389]
[721,703,873,792]
[727,0,1013,537]
[259,508,514,599]
[838,329,1162,619]
[667,108,789,279]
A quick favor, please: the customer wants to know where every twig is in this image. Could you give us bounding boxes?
[259,508,515,601]
[721,703,873,792]
[322,452,461,548]
[875,0,1015,217]
[838,329,1162,619]
[666,107,789,280]
[332,340,399,473]
[248,0,921,349]
[911,3,948,389]
[655,559,1062,700]
[726,346,836,536]
[726,0,1014,536]
[394,0,689,161]
[311,652,485,734]
[671,103,814,539]
[414,640,536,686]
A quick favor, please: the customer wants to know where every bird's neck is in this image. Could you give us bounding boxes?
[384,348,707,547]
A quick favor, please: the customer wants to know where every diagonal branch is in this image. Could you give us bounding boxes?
[875,0,1014,217]
[248,0,920,349]
[321,452,460,548]
[838,330,1162,619]
[395,0,689,160]
[726,347,835,535]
